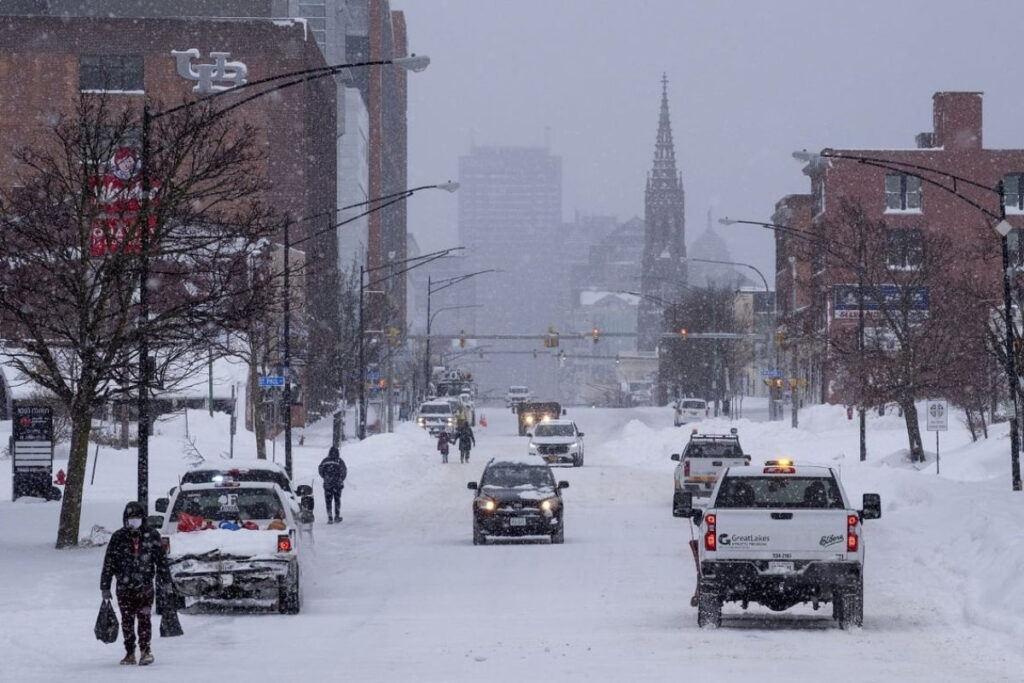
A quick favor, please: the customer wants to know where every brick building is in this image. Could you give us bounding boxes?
[788,92,1024,404]
[0,14,338,419]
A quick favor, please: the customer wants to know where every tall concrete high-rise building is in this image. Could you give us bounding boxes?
[639,74,687,351]
[457,145,564,398]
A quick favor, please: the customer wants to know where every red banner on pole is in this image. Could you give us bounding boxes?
[90,147,159,257]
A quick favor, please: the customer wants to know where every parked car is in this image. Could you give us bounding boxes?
[673,398,709,426]
[416,400,457,435]
[467,455,569,545]
[154,480,313,613]
[528,419,585,467]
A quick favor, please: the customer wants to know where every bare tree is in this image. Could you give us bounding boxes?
[816,200,970,462]
[0,96,277,548]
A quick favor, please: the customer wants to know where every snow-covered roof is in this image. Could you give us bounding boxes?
[579,290,640,307]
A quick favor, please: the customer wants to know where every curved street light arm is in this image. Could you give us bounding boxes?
[683,256,769,293]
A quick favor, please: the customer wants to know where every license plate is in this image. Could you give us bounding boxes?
[767,561,794,573]
[509,517,527,527]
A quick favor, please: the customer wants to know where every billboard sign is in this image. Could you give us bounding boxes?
[833,284,929,320]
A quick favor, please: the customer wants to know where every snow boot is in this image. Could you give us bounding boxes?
[138,649,154,666]
[327,516,335,525]
[120,651,136,666]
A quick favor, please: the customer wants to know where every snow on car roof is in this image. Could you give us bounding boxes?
[188,460,289,474]
[486,454,550,467]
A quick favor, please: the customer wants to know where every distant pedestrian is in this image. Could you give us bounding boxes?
[437,431,451,464]
[100,501,171,666]
[318,446,348,524]
[454,421,476,464]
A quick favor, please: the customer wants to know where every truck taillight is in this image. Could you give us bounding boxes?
[704,514,717,552]
[847,514,858,553]
[684,460,690,477]
[277,534,292,553]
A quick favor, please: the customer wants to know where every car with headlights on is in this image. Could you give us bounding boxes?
[467,455,569,545]
[416,399,457,436]
[528,419,584,467]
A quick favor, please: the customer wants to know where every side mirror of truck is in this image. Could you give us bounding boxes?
[467,482,478,490]
[155,497,169,513]
[670,453,680,462]
[562,408,567,415]
[673,491,694,519]
[861,493,882,519]
[296,484,313,497]
[558,481,569,489]
[577,432,585,437]
[300,495,315,512]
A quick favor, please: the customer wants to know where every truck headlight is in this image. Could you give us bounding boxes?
[540,498,560,513]
[476,497,497,513]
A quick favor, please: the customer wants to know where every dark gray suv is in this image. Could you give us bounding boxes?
[467,456,568,545]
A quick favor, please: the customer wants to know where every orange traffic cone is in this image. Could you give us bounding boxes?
[479,414,488,428]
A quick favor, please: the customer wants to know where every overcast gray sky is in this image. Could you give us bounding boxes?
[394,0,1023,280]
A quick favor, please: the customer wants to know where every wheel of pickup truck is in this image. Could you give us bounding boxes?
[550,525,564,544]
[696,583,722,628]
[472,524,487,546]
[279,564,301,614]
[836,578,863,629]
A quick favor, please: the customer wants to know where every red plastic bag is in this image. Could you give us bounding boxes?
[177,511,204,532]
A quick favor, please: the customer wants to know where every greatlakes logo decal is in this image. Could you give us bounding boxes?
[719,534,770,547]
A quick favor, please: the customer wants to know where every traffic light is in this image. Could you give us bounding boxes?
[459,329,466,348]
[592,327,600,344]
[544,325,559,348]
[679,328,688,339]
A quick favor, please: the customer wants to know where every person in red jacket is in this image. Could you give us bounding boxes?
[437,431,451,464]
[100,501,171,666]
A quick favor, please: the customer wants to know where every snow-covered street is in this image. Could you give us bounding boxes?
[3,402,1024,681]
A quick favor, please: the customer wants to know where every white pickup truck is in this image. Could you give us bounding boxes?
[675,460,881,629]
[671,430,748,511]
[154,480,313,614]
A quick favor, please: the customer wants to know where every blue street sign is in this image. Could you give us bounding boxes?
[259,375,285,387]
[761,369,782,378]
[367,370,380,381]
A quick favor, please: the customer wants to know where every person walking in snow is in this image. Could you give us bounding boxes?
[437,430,451,464]
[454,420,476,464]
[100,501,171,666]
[318,446,348,524]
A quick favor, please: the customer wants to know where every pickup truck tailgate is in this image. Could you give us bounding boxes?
[712,510,850,561]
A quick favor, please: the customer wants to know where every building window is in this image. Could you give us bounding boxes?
[885,173,922,212]
[812,177,825,217]
[79,54,144,92]
[886,228,924,270]
[1003,173,1024,214]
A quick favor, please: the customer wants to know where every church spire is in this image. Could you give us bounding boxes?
[651,73,679,189]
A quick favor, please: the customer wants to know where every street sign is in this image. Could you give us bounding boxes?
[926,399,948,431]
[761,369,782,378]
[367,370,380,382]
[259,375,285,387]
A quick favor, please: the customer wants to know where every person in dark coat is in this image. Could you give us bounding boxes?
[318,446,348,524]
[100,501,171,666]
[454,421,476,464]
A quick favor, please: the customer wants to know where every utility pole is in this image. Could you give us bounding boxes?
[282,218,293,480]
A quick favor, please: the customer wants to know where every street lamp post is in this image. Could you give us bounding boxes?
[134,54,434,502]
[358,247,465,439]
[424,270,499,391]
[794,148,1021,489]
[424,302,483,394]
